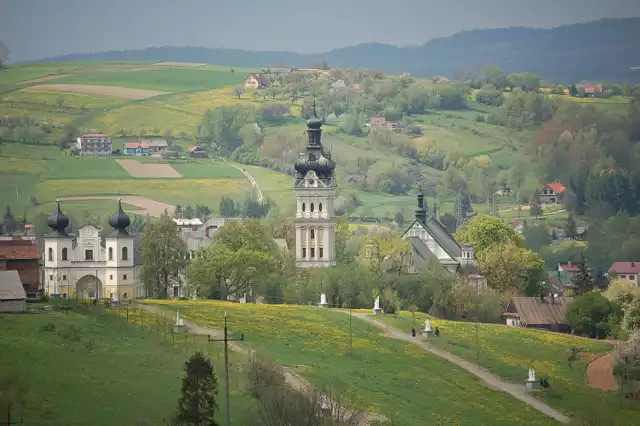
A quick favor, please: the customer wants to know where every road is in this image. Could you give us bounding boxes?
[340,311,570,424]
[221,159,264,204]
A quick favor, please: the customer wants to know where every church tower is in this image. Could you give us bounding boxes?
[43,199,73,297]
[293,113,336,268]
[104,199,136,301]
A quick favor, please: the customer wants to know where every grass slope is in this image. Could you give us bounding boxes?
[378,311,640,425]
[0,310,255,425]
[53,69,246,92]
[144,300,557,426]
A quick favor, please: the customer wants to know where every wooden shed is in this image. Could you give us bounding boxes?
[503,296,571,332]
[0,270,27,313]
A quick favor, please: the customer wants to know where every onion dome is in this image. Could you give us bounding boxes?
[306,116,322,130]
[316,153,336,175]
[294,154,310,176]
[47,199,70,234]
[109,199,131,236]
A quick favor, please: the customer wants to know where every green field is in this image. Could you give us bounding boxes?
[0,308,255,426]
[144,300,559,425]
[43,156,132,179]
[378,311,640,425]
[53,69,246,92]
[169,160,246,179]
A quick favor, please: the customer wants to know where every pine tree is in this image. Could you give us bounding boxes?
[551,229,557,240]
[529,190,543,218]
[565,213,578,239]
[571,253,594,295]
[175,352,219,426]
[2,205,17,234]
[569,84,578,97]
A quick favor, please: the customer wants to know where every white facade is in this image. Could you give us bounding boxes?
[294,170,336,268]
[76,133,113,156]
[43,225,144,301]
[405,221,459,273]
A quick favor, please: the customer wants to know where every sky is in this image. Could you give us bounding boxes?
[1,0,640,62]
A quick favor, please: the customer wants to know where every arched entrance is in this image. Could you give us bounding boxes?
[75,275,103,300]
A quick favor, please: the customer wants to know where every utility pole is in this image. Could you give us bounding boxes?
[0,403,23,425]
[207,311,245,426]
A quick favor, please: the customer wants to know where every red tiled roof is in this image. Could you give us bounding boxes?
[368,116,386,125]
[546,183,566,194]
[600,168,620,176]
[559,263,580,273]
[0,241,40,260]
[125,142,150,149]
[609,262,640,275]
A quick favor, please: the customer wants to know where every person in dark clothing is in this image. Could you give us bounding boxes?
[435,327,440,337]
[411,327,416,337]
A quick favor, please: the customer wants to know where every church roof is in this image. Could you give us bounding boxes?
[46,200,72,238]
[402,216,462,261]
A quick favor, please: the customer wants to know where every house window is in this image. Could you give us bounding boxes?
[310,229,315,239]
[85,249,93,260]
[302,203,306,212]
[48,247,53,261]
[302,248,307,258]
[319,203,323,212]
[123,274,127,280]
[62,248,68,261]
[310,203,315,212]
[89,290,95,298]
[49,275,53,280]
[310,248,315,258]
[62,275,67,280]
[122,247,128,261]
[319,248,323,258]
[620,275,626,280]
[108,247,113,260]
[109,275,113,280]
[174,287,179,297]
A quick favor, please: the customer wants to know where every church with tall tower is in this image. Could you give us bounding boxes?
[293,113,337,268]
[43,199,145,300]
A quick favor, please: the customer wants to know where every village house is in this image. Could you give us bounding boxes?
[243,73,269,89]
[0,270,27,313]
[575,82,603,97]
[330,80,347,91]
[267,67,294,74]
[0,238,41,298]
[386,122,403,132]
[123,141,150,156]
[503,296,570,332]
[188,146,208,158]
[148,139,168,153]
[366,116,386,127]
[76,132,112,156]
[609,261,639,286]
[539,183,566,204]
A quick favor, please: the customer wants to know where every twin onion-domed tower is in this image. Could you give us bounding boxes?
[43,199,139,300]
[293,112,337,268]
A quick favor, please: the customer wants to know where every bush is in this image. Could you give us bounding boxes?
[565,292,622,338]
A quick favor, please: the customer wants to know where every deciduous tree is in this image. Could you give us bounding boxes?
[140,214,188,298]
[479,241,544,293]
[455,214,523,261]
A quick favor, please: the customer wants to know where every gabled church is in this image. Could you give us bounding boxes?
[402,192,477,275]
[293,113,337,268]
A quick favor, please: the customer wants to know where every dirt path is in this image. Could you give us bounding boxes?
[586,353,618,391]
[137,304,384,426]
[222,160,264,204]
[344,312,570,424]
[58,195,175,217]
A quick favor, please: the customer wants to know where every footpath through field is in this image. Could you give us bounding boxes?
[221,159,264,204]
[136,303,384,426]
[342,311,570,424]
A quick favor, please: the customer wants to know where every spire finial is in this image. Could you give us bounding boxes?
[312,98,317,118]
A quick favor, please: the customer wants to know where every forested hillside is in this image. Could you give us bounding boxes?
[37,18,640,83]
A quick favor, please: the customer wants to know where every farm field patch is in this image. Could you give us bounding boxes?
[43,156,132,179]
[168,160,246,179]
[52,69,246,92]
[143,300,557,426]
[116,159,182,178]
[24,84,169,99]
[36,178,250,213]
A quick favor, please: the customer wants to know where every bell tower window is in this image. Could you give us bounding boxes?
[62,248,68,261]
[48,247,53,261]
[122,247,128,261]
[319,203,323,212]
[310,203,315,212]
[310,229,315,239]
[302,203,306,212]
[108,247,113,260]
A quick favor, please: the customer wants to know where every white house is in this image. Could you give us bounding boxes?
[76,133,112,156]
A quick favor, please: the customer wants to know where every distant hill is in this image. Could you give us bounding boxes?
[34,18,640,83]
